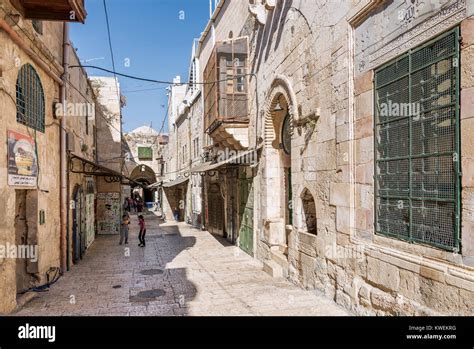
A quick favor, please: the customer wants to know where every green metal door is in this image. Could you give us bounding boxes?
[239,173,254,256]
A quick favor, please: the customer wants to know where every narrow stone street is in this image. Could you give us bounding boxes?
[14,213,348,316]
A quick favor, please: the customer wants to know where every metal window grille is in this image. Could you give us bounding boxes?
[374,28,460,252]
[137,147,153,160]
[32,20,43,35]
[16,64,45,132]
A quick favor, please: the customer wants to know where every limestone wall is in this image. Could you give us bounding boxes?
[66,42,97,266]
[0,1,64,313]
[224,0,474,315]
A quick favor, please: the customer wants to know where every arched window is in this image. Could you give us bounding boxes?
[16,64,45,132]
[301,188,317,235]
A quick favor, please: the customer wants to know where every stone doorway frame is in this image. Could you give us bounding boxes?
[261,75,300,247]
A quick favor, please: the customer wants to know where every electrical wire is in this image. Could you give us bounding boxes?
[102,0,126,175]
[122,86,168,93]
[102,0,120,103]
[0,6,61,80]
[71,65,255,86]
[18,267,61,294]
[64,77,122,135]
[0,5,122,150]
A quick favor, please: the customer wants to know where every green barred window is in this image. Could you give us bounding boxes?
[138,147,153,160]
[374,28,460,251]
[16,64,45,132]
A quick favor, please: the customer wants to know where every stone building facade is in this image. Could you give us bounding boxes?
[90,76,125,235]
[0,0,88,313]
[123,125,168,203]
[174,0,474,315]
[65,43,97,267]
[161,76,187,221]
[173,40,206,228]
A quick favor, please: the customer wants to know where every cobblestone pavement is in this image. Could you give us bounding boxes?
[15,213,349,316]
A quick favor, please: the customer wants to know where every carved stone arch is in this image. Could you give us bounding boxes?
[263,75,300,148]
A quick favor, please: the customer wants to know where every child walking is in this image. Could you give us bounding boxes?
[119,214,130,245]
[138,215,146,247]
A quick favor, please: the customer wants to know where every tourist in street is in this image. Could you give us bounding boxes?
[123,197,130,212]
[136,198,142,213]
[132,198,137,212]
[138,215,146,247]
[119,214,130,245]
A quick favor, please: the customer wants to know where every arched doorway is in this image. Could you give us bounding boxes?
[130,164,157,206]
[262,76,298,247]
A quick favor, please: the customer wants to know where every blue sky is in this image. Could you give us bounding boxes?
[70,0,210,133]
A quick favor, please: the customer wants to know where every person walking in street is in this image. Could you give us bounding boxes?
[131,198,137,212]
[137,198,143,213]
[138,214,146,247]
[123,197,130,212]
[119,214,130,245]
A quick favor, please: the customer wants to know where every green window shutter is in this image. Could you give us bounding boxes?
[138,147,153,160]
[374,27,460,252]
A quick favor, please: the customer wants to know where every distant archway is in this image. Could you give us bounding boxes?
[130,165,157,203]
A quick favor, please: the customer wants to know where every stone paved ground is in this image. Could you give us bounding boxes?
[14,213,348,316]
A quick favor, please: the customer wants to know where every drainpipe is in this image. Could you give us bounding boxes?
[60,23,70,273]
[0,18,63,84]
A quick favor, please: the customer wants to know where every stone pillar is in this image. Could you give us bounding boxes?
[262,147,286,245]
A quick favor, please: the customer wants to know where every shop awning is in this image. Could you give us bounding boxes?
[148,145,263,187]
[69,153,145,188]
[198,146,262,172]
[161,176,189,188]
[147,181,163,189]
[189,161,213,173]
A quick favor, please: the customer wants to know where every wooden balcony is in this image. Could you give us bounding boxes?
[11,0,87,23]
[204,37,249,149]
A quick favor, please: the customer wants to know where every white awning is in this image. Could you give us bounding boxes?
[161,177,189,188]
[203,145,262,171]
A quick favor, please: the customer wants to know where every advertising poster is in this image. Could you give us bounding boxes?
[7,130,38,187]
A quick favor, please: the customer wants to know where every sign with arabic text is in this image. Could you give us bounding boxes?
[7,130,38,187]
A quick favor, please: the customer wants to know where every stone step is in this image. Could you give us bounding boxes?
[279,244,288,255]
[14,291,38,313]
[263,259,285,278]
[271,251,288,269]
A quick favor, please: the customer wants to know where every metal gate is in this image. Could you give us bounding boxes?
[226,171,238,243]
[239,173,254,256]
[208,183,224,235]
[73,186,86,263]
[374,27,460,251]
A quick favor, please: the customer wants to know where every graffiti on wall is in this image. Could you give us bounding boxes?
[97,192,120,234]
[85,194,95,246]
